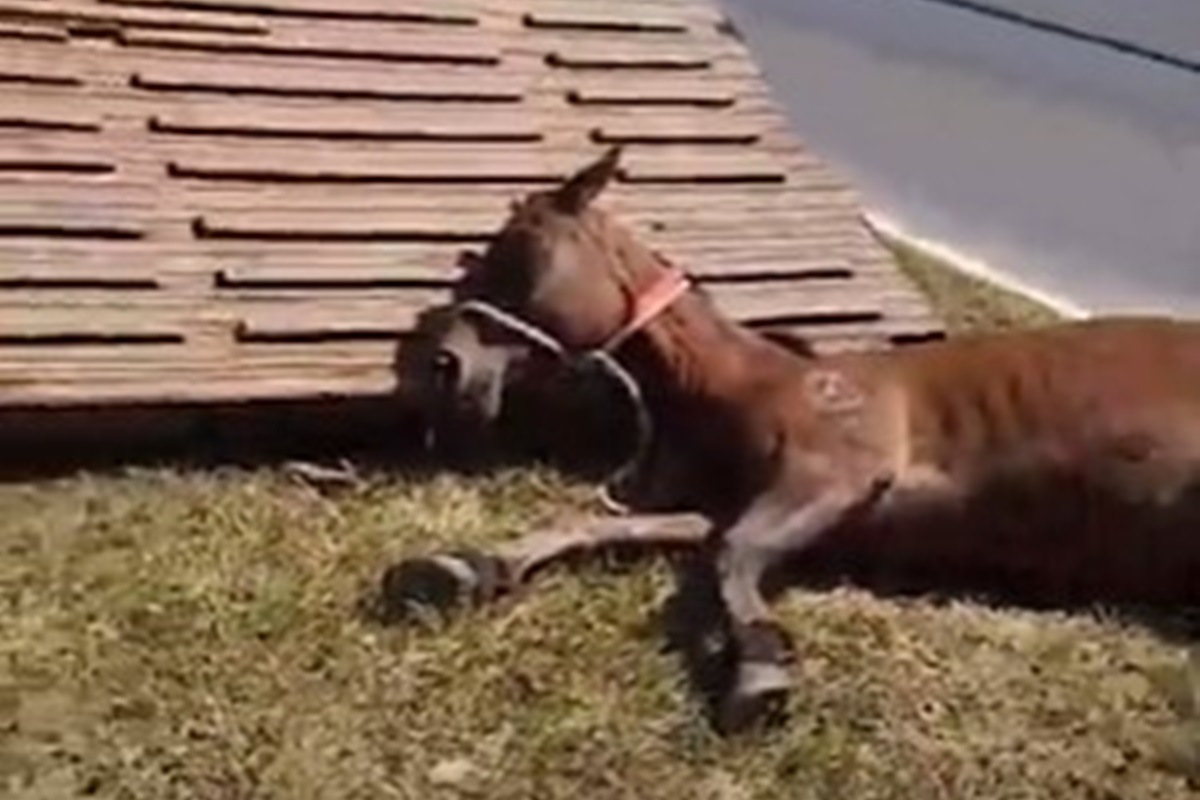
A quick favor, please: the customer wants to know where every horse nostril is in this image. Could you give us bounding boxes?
[431,350,461,393]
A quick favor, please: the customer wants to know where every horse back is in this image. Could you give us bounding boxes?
[882,317,1200,483]
[811,316,1200,606]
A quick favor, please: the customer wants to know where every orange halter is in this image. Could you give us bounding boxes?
[599,263,692,354]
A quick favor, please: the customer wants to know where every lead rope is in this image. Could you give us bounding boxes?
[454,300,654,514]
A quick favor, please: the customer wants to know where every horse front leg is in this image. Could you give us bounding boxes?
[378,512,712,621]
[713,477,891,734]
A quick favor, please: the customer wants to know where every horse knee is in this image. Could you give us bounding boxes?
[716,541,775,622]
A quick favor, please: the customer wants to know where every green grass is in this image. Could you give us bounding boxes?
[882,231,1066,334]
[2,243,1198,799]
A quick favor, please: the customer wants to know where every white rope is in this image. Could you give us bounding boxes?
[455,300,568,358]
[575,349,654,514]
[451,300,654,509]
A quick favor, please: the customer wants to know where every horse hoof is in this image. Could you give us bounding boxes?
[378,549,509,622]
[716,661,792,735]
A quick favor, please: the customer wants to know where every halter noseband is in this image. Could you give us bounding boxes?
[453,260,691,362]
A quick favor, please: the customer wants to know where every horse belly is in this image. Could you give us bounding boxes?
[799,463,1200,609]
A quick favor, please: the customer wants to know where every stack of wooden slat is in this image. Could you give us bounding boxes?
[0,0,945,406]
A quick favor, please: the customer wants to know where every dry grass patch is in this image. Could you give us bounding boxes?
[1,467,1198,799]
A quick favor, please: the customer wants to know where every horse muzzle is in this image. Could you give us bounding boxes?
[428,346,508,428]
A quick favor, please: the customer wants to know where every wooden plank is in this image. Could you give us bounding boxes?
[177,183,848,214]
[0,305,186,339]
[230,293,444,340]
[0,178,154,203]
[545,66,761,94]
[192,235,873,278]
[657,239,884,267]
[207,255,859,286]
[0,341,399,371]
[7,84,531,122]
[0,186,869,250]
[0,128,116,147]
[0,18,66,41]
[0,71,82,87]
[0,358,400,405]
[521,0,722,25]
[178,202,861,243]
[185,199,859,243]
[566,84,735,108]
[118,26,501,66]
[551,104,780,135]
[707,282,927,323]
[0,99,102,132]
[0,0,268,36]
[0,152,116,175]
[128,61,522,102]
[0,355,400,389]
[162,144,790,185]
[0,214,144,240]
[149,104,540,141]
[197,242,465,275]
[0,346,198,372]
[0,240,469,281]
[176,182,859,212]
[210,254,862,288]
[591,116,761,146]
[214,262,454,288]
[647,228,872,251]
[0,329,946,406]
[0,135,123,173]
[619,149,786,184]
[0,241,476,284]
[104,40,762,91]
[0,259,162,288]
[0,52,83,87]
[165,148,567,183]
[228,287,931,344]
[97,0,480,26]
[0,323,944,405]
[193,210,499,241]
[545,46,712,71]
[522,9,690,34]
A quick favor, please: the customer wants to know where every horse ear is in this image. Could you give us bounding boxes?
[554,146,622,214]
[456,249,484,273]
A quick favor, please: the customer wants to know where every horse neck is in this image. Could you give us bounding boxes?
[616,269,771,419]
[598,218,794,435]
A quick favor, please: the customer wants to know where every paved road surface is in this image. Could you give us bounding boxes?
[721,0,1200,316]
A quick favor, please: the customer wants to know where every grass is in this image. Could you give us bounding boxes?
[2,239,1198,799]
[882,231,1066,334]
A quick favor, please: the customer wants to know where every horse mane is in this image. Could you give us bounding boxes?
[646,248,818,360]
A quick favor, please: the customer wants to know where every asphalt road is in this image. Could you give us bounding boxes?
[721,0,1200,316]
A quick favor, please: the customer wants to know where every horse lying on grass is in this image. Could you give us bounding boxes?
[380,146,1200,735]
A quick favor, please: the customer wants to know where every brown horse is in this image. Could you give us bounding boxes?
[383,147,1200,734]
